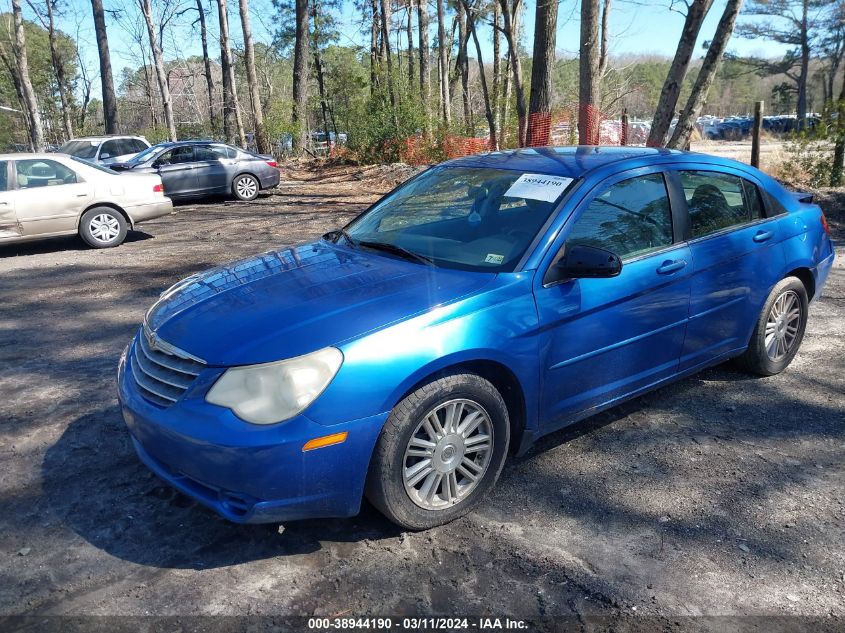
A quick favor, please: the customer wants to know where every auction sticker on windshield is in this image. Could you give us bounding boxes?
[504,173,573,202]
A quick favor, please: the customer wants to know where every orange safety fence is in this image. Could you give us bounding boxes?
[391,104,649,165]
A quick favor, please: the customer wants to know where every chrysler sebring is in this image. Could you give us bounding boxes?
[117,147,835,530]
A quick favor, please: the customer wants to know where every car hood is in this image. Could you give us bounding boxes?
[147,241,495,366]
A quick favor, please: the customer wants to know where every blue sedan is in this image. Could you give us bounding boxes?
[117,147,835,530]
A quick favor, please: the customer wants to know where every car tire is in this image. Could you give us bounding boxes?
[366,372,510,530]
[736,276,808,376]
[232,174,259,201]
[79,207,128,248]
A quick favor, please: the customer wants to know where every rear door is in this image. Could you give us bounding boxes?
[154,146,198,197]
[533,168,692,427]
[193,144,233,194]
[672,167,785,371]
[13,158,92,236]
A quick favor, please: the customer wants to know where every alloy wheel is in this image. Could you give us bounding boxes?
[236,176,258,199]
[402,398,494,510]
[89,213,121,243]
[765,290,802,361]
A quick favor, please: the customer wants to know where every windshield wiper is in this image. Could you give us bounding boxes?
[356,240,435,266]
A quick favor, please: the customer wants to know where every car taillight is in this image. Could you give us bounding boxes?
[266,160,278,168]
[153,183,164,193]
[820,212,830,235]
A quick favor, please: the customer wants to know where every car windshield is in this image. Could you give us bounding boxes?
[59,140,99,159]
[127,145,164,165]
[344,166,574,272]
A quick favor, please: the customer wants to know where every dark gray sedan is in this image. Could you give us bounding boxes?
[110,141,280,202]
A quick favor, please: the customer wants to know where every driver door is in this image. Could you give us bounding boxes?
[154,146,198,197]
[13,158,92,237]
[533,169,692,429]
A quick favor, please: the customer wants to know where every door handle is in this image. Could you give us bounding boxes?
[76,193,88,197]
[753,230,773,243]
[656,259,687,275]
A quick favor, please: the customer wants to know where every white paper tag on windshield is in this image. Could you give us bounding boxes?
[504,173,573,203]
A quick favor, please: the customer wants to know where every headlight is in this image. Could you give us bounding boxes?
[206,347,343,424]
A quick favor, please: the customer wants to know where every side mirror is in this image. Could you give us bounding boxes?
[545,244,622,284]
[99,152,110,159]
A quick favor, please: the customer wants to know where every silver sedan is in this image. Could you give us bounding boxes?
[0,153,172,249]
[110,141,281,202]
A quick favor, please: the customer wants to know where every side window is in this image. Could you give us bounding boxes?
[195,145,229,161]
[15,159,77,189]
[566,173,674,260]
[131,139,149,153]
[100,139,122,158]
[156,146,194,165]
[0,161,8,191]
[679,171,761,238]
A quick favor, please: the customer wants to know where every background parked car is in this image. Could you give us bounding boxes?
[59,135,151,165]
[0,153,171,248]
[108,141,280,201]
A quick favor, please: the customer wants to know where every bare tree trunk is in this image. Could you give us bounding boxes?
[460,0,496,147]
[579,0,600,145]
[417,0,431,129]
[312,0,331,143]
[500,48,511,144]
[499,0,526,145]
[598,0,611,79]
[11,0,44,150]
[91,0,119,133]
[647,0,714,147]
[38,0,73,141]
[238,0,269,152]
[492,1,500,136]
[139,0,177,141]
[197,0,216,132]
[668,0,744,149]
[370,0,378,91]
[456,2,471,133]
[797,0,810,126]
[217,0,244,145]
[292,0,310,150]
[436,0,451,125]
[406,0,414,87]
[380,0,397,109]
[831,63,845,185]
[526,0,558,145]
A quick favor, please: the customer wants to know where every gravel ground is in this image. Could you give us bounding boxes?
[0,163,843,628]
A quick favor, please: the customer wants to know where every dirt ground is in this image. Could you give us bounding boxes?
[0,161,843,628]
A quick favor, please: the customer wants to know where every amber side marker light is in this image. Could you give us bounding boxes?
[303,432,348,452]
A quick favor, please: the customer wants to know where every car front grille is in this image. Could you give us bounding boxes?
[129,328,205,407]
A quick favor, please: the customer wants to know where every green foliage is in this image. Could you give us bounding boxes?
[776,130,835,189]
[345,81,429,163]
[0,13,79,147]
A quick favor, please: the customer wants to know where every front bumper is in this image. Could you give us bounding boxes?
[117,341,387,524]
[126,198,174,226]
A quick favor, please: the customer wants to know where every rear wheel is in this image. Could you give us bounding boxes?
[232,174,259,201]
[736,276,808,376]
[366,373,510,530]
[79,207,127,248]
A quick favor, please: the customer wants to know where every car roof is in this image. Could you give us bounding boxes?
[64,135,146,142]
[153,140,228,147]
[0,152,74,160]
[442,145,743,179]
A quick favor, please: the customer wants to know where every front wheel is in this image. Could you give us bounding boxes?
[232,174,259,201]
[79,207,127,248]
[366,373,510,530]
[736,276,809,376]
